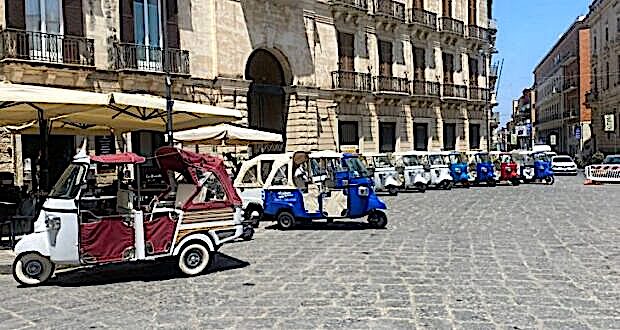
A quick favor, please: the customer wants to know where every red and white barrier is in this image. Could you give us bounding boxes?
[585,164,620,183]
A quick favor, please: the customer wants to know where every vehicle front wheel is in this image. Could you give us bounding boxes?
[12,253,55,286]
[241,226,255,241]
[442,181,453,190]
[416,183,427,193]
[545,176,555,185]
[367,211,388,229]
[177,243,213,276]
[488,179,496,187]
[277,211,296,230]
[388,186,399,196]
[511,178,520,186]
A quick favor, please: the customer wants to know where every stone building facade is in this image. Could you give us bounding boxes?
[586,0,620,154]
[533,17,591,157]
[1,0,497,184]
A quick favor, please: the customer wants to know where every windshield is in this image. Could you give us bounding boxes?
[476,153,491,163]
[345,158,370,178]
[553,156,573,163]
[603,155,620,164]
[448,154,463,164]
[49,164,87,199]
[534,153,550,162]
[372,156,393,167]
[429,155,444,165]
[402,155,422,166]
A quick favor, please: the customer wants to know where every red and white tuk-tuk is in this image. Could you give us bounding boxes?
[12,146,244,286]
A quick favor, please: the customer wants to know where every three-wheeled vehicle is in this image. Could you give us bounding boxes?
[467,151,496,186]
[427,151,454,189]
[392,151,429,192]
[495,152,521,185]
[519,151,555,184]
[447,151,470,187]
[362,153,402,195]
[262,152,387,230]
[12,146,245,286]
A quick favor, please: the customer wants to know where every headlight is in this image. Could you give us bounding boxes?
[506,168,512,172]
[481,167,488,173]
[358,186,369,197]
[455,168,461,173]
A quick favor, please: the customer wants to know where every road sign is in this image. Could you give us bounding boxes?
[604,114,615,132]
[550,135,557,146]
[575,127,581,140]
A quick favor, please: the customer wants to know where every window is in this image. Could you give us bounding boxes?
[469,57,479,86]
[442,0,452,17]
[25,0,63,59]
[260,160,274,183]
[338,121,359,146]
[378,40,393,77]
[337,31,355,71]
[605,24,609,42]
[442,52,455,84]
[414,123,428,151]
[468,0,476,25]
[193,171,227,203]
[443,123,456,150]
[606,62,610,90]
[413,47,426,80]
[379,122,396,152]
[487,0,493,19]
[134,0,162,67]
[413,0,424,9]
[272,165,288,186]
[469,124,481,149]
[241,165,258,184]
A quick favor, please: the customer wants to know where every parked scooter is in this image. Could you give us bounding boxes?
[467,151,496,186]
[447,151,470,187]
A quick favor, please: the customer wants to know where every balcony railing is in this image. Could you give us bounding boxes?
[408,8,437,29]
[469,86,489,101]
[331,70,372,92]
[411,80,440,97]
[468,25,490,42]
[0,28,94,66]
[490,63,499,78]
[439,17,465,35]
[374,76,410,93]
[442,84,467,98]
[374,0,406,21]
[114,43,190,74]
[328,0,369,11]
[563,79,578,91]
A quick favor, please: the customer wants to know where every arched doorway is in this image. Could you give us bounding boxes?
[246,49,288,153]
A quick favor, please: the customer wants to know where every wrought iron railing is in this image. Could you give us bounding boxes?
[374,0,406,21]
[468,25,490,42]
[328,0,369,10]
[0,28,94,66]
[374,76,410,93]
[439,17,465,35]
[442,84,467,98]
[114,42,190,74]
[563,79,578,90]
[469,86,490,101]
[331,70,372,92]
[408,8,437,29]
[411,80,440,97]
[490,63,499,77]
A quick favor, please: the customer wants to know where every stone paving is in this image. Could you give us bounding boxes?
[0,175,619,329]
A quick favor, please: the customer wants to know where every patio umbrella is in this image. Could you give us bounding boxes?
[174,124,283,146]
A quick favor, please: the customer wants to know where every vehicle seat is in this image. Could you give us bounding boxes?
[175,184,196,209]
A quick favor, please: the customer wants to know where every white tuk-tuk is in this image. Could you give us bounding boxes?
[12,146,244,286]
[427,151,454,189]
[361,153,402,195]
[392,151,430,192]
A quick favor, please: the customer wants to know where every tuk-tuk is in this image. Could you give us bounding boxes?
[467,151,496,186]
[427,151,454,189]
[12,146,245,286]
[447,151,470,187]
[523,151,555,184]
[362,153,402,195]
[262,152,387,230]
[392,151,429,192]
[495,152,521,185]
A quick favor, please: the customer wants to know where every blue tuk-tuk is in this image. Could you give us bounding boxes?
[467,151,496,186]
[447,151,470,186]
[262,152,387,229]
[525,151,555,184]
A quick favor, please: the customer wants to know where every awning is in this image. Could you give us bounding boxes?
[175,124,283,146]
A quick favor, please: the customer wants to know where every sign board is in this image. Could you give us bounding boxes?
[339,145,358,153]
[604,114,616,132]
[550,135,557,146]
[575,126,581,140]
[516,125,529,137]
[510,134,517,145]
[95,136,116,171]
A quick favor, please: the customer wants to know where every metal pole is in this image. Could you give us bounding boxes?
[486,57,491,152]
[161,0,174,146]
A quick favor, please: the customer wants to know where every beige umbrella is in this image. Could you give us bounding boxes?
[175,124,283,146]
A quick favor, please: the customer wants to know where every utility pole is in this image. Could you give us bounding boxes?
[161,0,174,145]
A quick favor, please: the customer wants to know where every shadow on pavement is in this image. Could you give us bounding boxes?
[30,253,249,288]
[264,220,384,231]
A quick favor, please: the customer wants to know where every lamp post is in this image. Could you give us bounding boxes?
[161,0,174,146]
[483,53,491,152]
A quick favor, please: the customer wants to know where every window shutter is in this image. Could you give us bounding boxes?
[63,0,85,36]
[6,0,26,29]
[166,0,180,49]
[120,0,135,43]
[456,54,462,72]
[429,49,436,69]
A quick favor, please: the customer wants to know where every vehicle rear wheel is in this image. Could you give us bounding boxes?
[442,181,453,190]
[243,207,263,228]
[177,243,213,276]
[511,178,520,186]
[416,183,427,193]
[277,211,296,230]
[241,226,255,241]
[545,176,555,185]
[388,186,399,196]
[488,179,496,187]
[367,211,388,229]
[12,253,55,286]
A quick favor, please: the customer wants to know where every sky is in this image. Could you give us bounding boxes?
[494,0,592,125]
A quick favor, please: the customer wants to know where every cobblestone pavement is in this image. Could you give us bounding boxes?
[0,175,619,329]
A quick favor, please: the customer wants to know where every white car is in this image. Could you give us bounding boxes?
[551,155,578,175]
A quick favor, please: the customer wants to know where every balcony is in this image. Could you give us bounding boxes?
[0,28,94,66]
[563,79,578,92]
[408,8,437,30]
[328,0,368,11]
[442,84,467,99]
[331,70,372,92]
[585,90,599,106]
[467,25,490,43]
[114,43,190,74]
[488,19,498,33]
[490,63,499,78]
[411,80,440,97]
[374,0,406,23]
[469,86,490,101]
[373,76,410,94]
[439,17,465,36]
